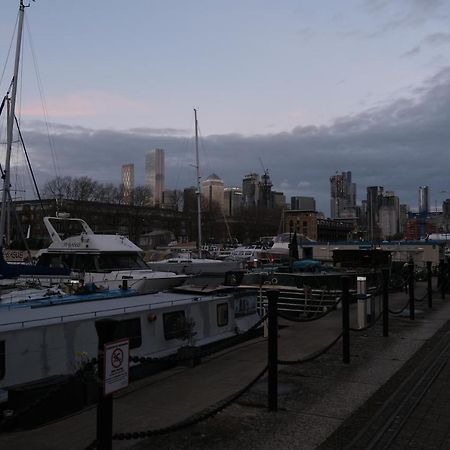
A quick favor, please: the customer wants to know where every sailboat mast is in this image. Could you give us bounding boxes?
[0,0,26,247]
[194,108,202,257]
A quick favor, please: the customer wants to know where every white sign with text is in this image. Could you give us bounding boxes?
[104,338,129,395]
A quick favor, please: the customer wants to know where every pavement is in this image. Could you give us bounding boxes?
[1,281,450,449]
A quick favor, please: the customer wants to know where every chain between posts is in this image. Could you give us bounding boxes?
[277,332,343,366]
[108,364,268,442]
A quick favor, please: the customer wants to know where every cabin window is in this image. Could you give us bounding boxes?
[72,254,97,272]
[163,311,187,340]
[0,341,5,380]
[115,318,142,349]
[217,303,229,327]
[98,253,147,271]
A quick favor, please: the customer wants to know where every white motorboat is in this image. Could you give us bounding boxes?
[33,216,188,292]
[147,251,242,275]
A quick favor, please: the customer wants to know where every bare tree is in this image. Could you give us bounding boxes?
[132,185,153,206]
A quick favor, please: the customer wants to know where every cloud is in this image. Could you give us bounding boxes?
[401,46,421,58]
[424,32,450,46]
[21,91,148,118]
[12,67,450,216]
[128,127,189,136]
[364,0,449,37]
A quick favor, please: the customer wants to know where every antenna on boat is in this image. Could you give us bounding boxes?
[194,108,202,258]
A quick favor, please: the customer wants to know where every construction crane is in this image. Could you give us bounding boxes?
[259,157,269,177]
[258,157,271,208]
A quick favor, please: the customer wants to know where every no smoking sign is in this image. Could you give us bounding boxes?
[104,338,129,395]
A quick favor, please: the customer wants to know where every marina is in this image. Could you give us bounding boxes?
[1,1,450,449]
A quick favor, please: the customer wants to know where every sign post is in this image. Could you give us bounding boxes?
[95,320,129,450]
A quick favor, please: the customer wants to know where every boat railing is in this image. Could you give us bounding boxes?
[0,292,231,330]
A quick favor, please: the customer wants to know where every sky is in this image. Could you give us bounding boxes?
[1,0,450,215]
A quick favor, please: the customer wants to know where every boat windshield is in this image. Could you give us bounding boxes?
[37,252,148,272]
[97,253,148,271]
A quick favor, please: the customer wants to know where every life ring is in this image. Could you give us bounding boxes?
[271,277,278,285]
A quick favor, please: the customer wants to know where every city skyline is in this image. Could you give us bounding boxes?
[1,2,450,214]
[120,152,440,217]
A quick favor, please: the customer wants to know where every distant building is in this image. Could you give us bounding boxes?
[366,186,384,240]
[418,186,429,216]
[121,164,134,205]
[330,171,356,219]
[291,196,316,211]
[404,218,436,240]
[317,219,354,242]
[242,173,259,207]
[283,210,318,241]
[258,172,273,208]
[378,191,400,238]
[162,189,182,211]
[399,204,409,234]
[271,191,286,209]
[444,199,450,220]
[145,148,165,205]
[183,187,197,214]
[201,173,224,210]
[224,187,242,217]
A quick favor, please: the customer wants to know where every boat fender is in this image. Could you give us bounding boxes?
[271,277,278,285]
[147,313,157,322]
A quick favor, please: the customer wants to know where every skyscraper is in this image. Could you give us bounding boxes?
[224,187,242,217]
[258,172,273,208]
[201,173,224,210]
[121,164,134,205]
[379,191,400,239]
[418,186,429,216]
[366,186,384,240]
[242,173,259,207]
[145,149,165,206]
[330,171,356,219]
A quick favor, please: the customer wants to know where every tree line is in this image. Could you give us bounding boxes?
[42,176,152,206]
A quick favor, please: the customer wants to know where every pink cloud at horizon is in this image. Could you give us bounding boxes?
[19,90,149,118]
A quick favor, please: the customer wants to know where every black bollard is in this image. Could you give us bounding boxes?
[409,260,415,320]
[427,261,432,309]
[95,319,118,450]
[440,261,445,299]
[341,277,350,364]
[382,268,389,337]
[267,290,278,412]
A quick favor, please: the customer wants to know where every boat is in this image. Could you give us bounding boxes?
[31,215,188,293]
[147,251,242,275]
[0,282,260,395]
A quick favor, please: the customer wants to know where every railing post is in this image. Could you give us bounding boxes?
[409,260,415,320]
[95,319,117,450]
[382,268,389,337]
[427,261,432,309]
[341,277,350,364]
[440,261,445,299]
[447,263,450,299]
[267,289,278,412]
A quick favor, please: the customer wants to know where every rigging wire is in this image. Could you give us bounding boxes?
[25,17,61,181]
[0,13,19,91]
[14,115,44,211]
